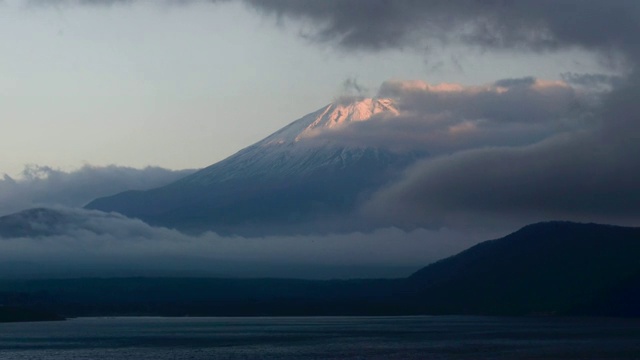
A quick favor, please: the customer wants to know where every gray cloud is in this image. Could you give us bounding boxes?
[330,77,371,106]
[0,207,492,279]
[380,78,588,125]
[561,72,624,90]
[0,165,195,217]
[494,77,536,88]
[361,77,640,230]
[246,0,640,65]
[341,77,368,97]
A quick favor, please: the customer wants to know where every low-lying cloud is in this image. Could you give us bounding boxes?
[0,165,195,217]
[0,207,493,279]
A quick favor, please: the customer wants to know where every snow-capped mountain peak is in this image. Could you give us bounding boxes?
[85,97,421,235]
[262,98,398,145]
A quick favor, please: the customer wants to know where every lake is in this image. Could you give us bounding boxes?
[1,316,639,359]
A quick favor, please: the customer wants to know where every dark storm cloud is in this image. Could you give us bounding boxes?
[246,0,640,63]
[0,165,195,216]
[0,207,487,279]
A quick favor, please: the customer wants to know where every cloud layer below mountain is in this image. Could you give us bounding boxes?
[0,207,490,279]
[0,165,195,217]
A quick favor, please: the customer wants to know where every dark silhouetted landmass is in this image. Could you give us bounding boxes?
[406,221,640,316]
[0,222,638,317]
[0,306,64,323]
[0,278,409,317]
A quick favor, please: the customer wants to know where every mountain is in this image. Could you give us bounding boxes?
[406,221,640,316]
[1,221,639,317]
[85,98,423,235]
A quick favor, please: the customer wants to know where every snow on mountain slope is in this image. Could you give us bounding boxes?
[180,98,401,186]
[263,98,398,145]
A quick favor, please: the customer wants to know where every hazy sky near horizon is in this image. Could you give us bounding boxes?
[0,0,613,177]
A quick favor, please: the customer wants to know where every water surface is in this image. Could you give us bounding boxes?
[1,316,639,359]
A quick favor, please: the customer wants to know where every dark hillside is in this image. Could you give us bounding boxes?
[408,222,640,315]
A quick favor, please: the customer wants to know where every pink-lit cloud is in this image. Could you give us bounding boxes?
[303,78,593,156]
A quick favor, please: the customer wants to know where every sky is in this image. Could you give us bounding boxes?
[1,0,639,278]
[1,0,613,177]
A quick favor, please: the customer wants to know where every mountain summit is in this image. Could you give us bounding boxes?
[86,98,421,235]
[263,98,398,145]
